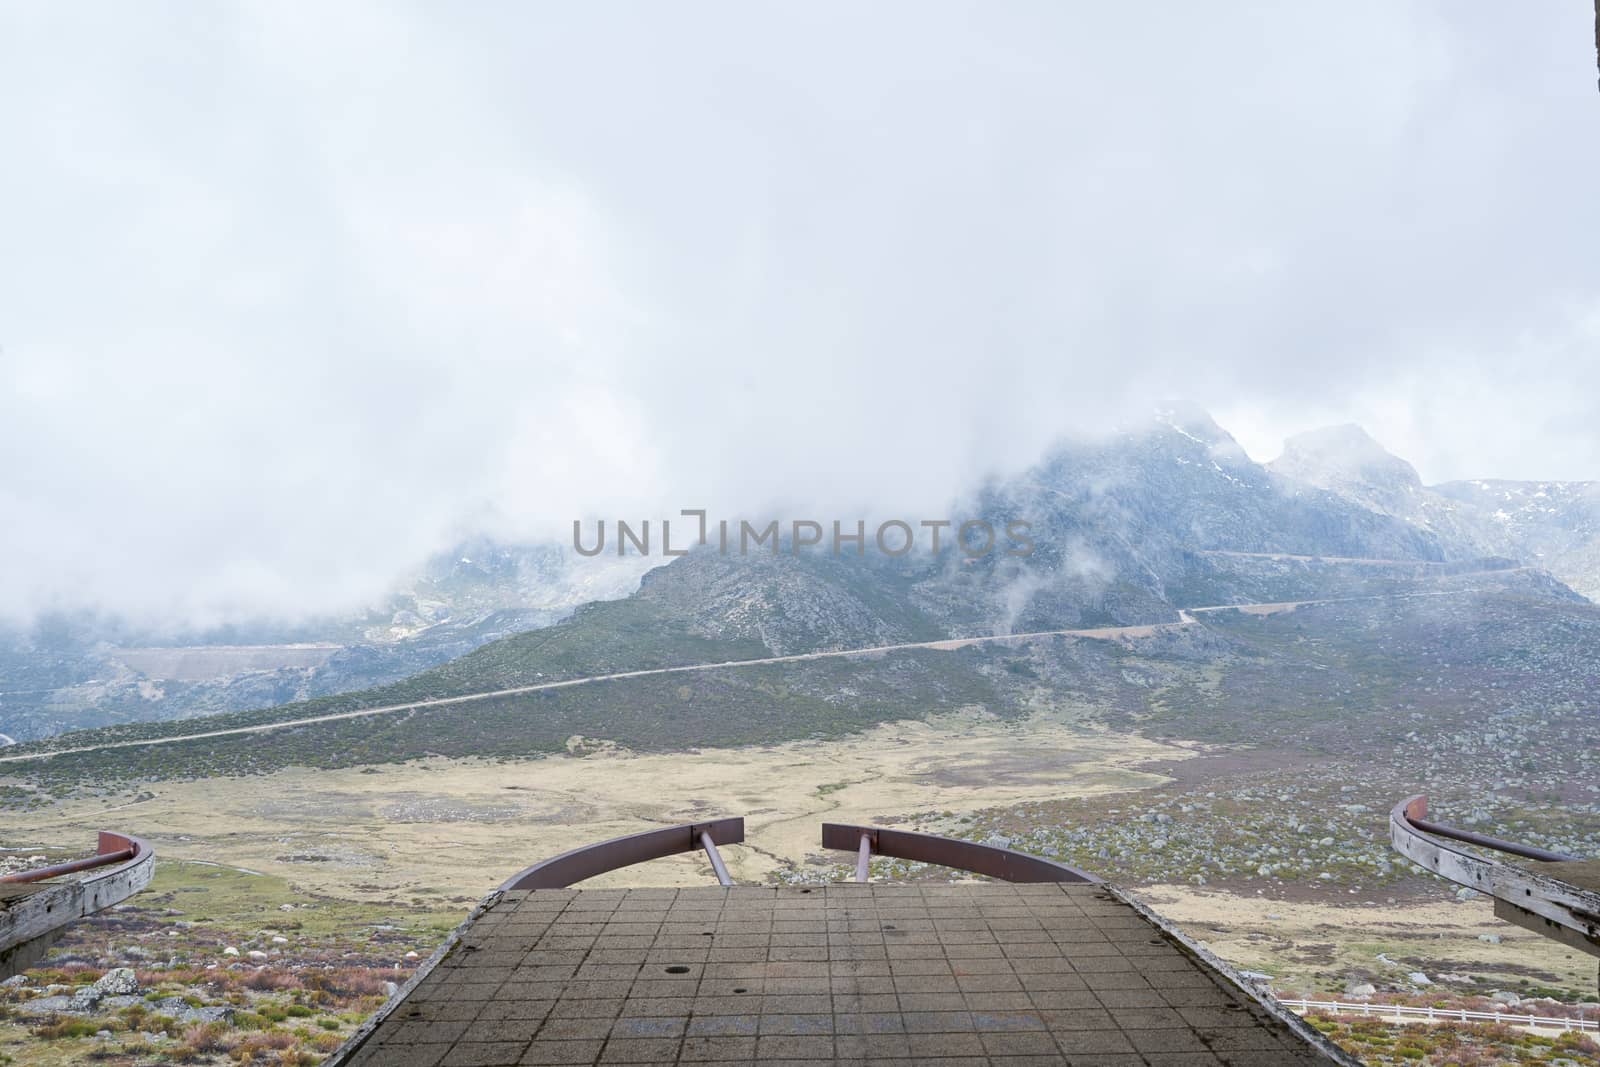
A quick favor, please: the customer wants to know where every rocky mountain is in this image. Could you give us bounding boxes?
[1266,424,1599,600]
[515,409,1460,668]
[1430,479,1600,600]
[4,411,1588,745]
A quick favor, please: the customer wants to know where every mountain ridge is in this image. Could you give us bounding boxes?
[1,411,1589,745]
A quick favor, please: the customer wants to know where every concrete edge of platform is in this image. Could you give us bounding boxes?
[324,888,504,1066]
[1108,884,1361,1066]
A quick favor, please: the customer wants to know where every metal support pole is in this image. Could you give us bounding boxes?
[700,831,733,886]
[856,833,872,883]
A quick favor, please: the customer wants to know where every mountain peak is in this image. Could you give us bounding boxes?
[1270,424,1422,492]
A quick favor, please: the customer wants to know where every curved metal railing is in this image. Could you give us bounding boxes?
[1394,795,1578,863]
[0,831,147,885]
[500,818,745,891]
[822,823,1100,883]
[1,831,155,979]
[498,817,1102,891]
[1391,795,1598,964]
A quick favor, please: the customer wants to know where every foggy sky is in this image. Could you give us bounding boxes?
[2,3,1597,626]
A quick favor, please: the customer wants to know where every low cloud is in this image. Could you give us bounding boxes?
[1,3,1595,626]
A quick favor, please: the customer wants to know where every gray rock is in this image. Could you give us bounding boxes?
[0,974,28,988]
[148,997,235,1025]
[1477,933,1502,944]
[1407,971,1431,986]
[1345,983,1377,997]
[1454,887,1480,902]
[92,967,139,997]
[16,995,75,1016]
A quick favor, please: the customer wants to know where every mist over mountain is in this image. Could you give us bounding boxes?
[2,411,1586,745]
[0,542,654,742]
[1268,423,1600,599]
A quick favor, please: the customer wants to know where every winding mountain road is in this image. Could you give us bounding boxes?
[0,583,1507,765]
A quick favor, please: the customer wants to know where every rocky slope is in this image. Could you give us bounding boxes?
[1267,424,1598,600]
[1430,479,1600,600]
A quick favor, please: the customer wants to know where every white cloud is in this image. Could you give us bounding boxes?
[1,2,1595,625]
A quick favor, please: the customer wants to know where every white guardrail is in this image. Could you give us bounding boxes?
[1277,998,1599,1033]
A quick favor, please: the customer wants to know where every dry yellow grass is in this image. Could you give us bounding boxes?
[1135,884,1600,993]
[1,709,1197,902]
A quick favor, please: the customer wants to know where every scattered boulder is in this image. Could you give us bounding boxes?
[92,968,139,997]
[0,975,28,989]
[16,995,75,1017]
[180,1004,234,1025]
[222,946,240,957]
[1477,933,1502,944]
[1345,983,1377,998]
[1407,971,1432,986]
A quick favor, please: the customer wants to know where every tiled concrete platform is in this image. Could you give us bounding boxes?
[337,884,1347,1066]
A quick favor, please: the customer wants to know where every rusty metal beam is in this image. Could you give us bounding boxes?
[822,824,1100,883]
[1398,796,1578,863]
[500,818,744,891]
[0,846,136,885]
